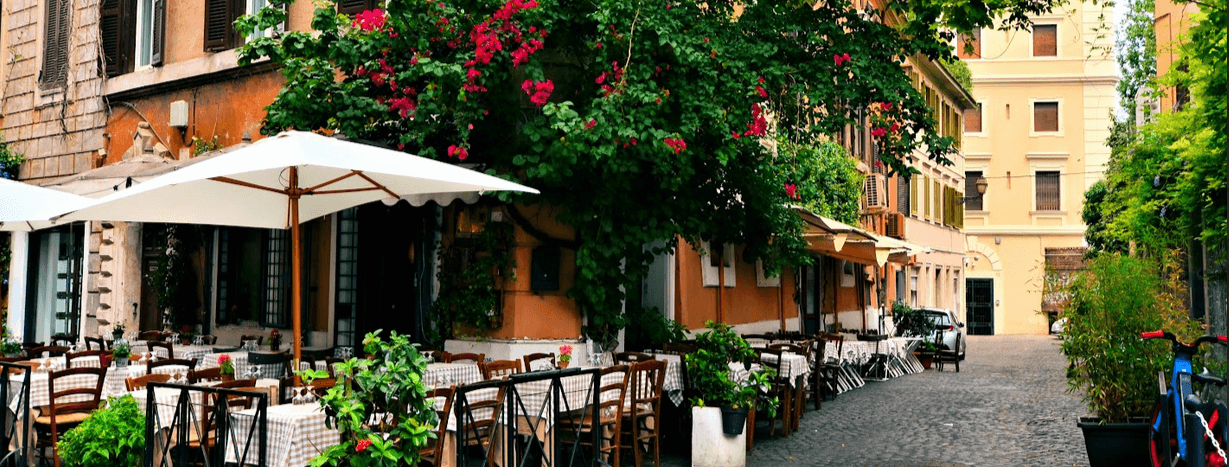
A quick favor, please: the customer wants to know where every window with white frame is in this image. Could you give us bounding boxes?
[700,241,736,287]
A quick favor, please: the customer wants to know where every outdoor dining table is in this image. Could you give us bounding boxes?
[226,403,337,467]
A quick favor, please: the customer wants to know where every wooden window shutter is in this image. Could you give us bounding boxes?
[958,29,981,59]
[100,0,124,76]
[1033,25,1057,56]
[1035,171,1060,211]
[964,103,982,133]
[955,193,964,228]
[1034,102,1059,132]
[204,0,232,51]
[150,0,166,66]
[933,180,941,221]
[923,175,930,218]
[897,175,910,215]
[41,0,70,88]
[338,0,375,15]
[910,175,919,216]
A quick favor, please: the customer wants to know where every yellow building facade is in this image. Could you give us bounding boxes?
[960,1,1117,334]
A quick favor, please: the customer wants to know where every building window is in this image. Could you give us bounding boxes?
[335,208,360,351]
[958,29,981,59]
[40,0,71,89]
[101,0,164,75]
[338,0,378,15]
[898,175,911,216]
[1032,24,1057,57]
[965,171,984,210]
[1035,171,1060,211]
[964,103,983,133]
[1033,101,1059,132]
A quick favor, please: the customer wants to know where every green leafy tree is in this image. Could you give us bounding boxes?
[238,0,1067,343]
[1114,0,1157,128]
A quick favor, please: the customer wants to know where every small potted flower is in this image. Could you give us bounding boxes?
[179,325,196,345]
[558,345,573,369]
[1,338,21,358]
[111,324,125,342]
[218,354,235,381]
[268,329,283,351]
[112,340,131,368]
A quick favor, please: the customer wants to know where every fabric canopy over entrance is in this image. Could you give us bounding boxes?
[0,179,96,232]
[58,131,540,360]
[793,206,929,266]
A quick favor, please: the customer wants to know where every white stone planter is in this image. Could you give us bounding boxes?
[691,407,746,467]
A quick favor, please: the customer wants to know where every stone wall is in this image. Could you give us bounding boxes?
[1,0,106,184]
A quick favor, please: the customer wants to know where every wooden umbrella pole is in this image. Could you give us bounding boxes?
[290,166,303,366]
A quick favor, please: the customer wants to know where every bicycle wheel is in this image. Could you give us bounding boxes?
[1152,399,1179,467]
[1197,406,1228,467]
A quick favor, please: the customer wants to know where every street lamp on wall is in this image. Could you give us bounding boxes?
[957,176,989,204]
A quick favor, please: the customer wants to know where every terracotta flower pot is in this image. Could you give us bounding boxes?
[558,360,570,369]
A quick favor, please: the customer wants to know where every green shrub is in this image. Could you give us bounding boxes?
[57,395,145,467]
[685,321,777,415]
[1060,254,1201,422]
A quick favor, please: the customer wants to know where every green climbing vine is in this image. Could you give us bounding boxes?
[429,218,515,345]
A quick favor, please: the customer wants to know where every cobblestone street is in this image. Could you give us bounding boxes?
[665,334,1092,467]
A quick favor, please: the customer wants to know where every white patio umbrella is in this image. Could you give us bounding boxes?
[57,131,539,360]
[0,178,96,231]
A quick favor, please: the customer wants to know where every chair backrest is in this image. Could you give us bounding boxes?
[65,350,106,368]
[595,365,630,419]
[28,346,69,358]
[200,335,218,345]
[146,341,174,359]
[767,342,809,359]
[481,360,521,380]
[83,337,107,351]
[47,367,106,419]
[308,378,338,397]
[629,360,666,409]
[615,352,653,364]
[215,378,258,389]
[424,386,455,459]
[147,358,198,376]
[424,350,452,363]
[138,330,165,342]
[324,357,344,378]
[249,351,291,378]
[189,367,224,384]
[455,383,504,450]
[522,352,555,371]
[125,373,171,392]
[239,335,264,346]
[755,347,785,375]
[661,342,698,354]
[301,347,334,362]
[819,333,844,362]
[450,353,485,365]
[50,335,76,347]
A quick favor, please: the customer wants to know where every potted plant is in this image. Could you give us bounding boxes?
[302,330,438,467]
[268,329,283,351]
[218,354,235,381]
[684,321,777,467]
[56,395,145,467]
[915,340,938,370]
[1,338,21,358]
[112,324,125,341]
[179,325,196,345]
[558,345,572,368]
[112,341,131,368]
[1060,254,1201,467]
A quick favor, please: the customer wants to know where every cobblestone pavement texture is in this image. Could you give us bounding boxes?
[660,334,1091,467]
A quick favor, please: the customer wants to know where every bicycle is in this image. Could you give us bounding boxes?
[1142,330,1229,467]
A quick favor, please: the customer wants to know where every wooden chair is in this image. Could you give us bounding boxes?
[189,368,224,384]
[621,360,666,467]
[215,378,257,389]
[308,378,338,398]
[480,359,521,380]
[419,386,455,467]
[125,373,171,392]
[34,367,106,467]
[559,365,629,467]
[147,358,198,376]
[614,352,654,364]
[189,386,262,460]
[49,335,76,347]
[424,349,452,363]
[65,350,106,368]
[199,335,218,345]
[808,336,826,410]
[753,348,793,438]
[28,346,70,358]
[817,333,846,400]
[83,337,107,351]
[661,341,698,354]
[138,330,165,341]
[300,347,335,363]
[450,353,485,365]
[767,341,810,426]
[454,384,505,465]
[324,357,345,378]
[239,335,264,346]
[146,340,174,359]
[522,352,555,372]
[248,351,291,378]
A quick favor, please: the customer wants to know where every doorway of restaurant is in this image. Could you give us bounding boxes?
[24,223,84,342]
[965,278,994,335]
[334,202,437,353]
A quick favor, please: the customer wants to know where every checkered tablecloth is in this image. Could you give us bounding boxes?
[7,370,108,414]
[100,364,192,396]
[446,370,619,432]
[196,353,289,380]
[227,403,339,467]
[130,386,207,432]
[759,352,809,387]
[646,353,685,406]
[424,363,483,388]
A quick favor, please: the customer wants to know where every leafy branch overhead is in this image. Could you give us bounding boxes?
[238,0,1065,343]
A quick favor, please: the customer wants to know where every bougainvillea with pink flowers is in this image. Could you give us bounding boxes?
[239,0,1066,345]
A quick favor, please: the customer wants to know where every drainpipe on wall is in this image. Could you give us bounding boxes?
[716,248,724,324]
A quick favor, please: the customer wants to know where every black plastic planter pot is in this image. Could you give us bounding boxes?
[1077,417,1151,467]
[720,406,748,435]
